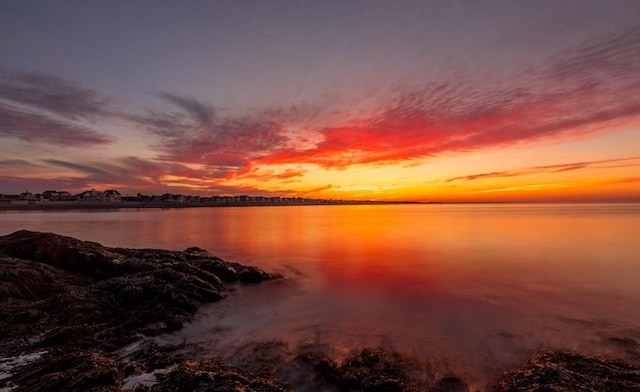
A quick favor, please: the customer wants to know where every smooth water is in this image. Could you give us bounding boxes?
[1,203,639,385]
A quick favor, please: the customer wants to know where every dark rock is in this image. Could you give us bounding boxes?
[296,348,426,392]
[0,230,120,278]
[0,230,281,390]
[149,359,290,392]
[9,349,122,392]
[491,350,640,391]
[183,246,211,258]
[0,257,88,302]
[434,376,469,392]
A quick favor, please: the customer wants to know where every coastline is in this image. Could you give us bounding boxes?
[1,230,638,391]
[0,200,423,211]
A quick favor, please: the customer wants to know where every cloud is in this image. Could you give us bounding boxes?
[0,176,93,193]
[0,71,113,120]
[290,184,333,196]
[0,103,113,146]
[134,93,289,171]
[445,157,640,182]
[446,171,520,182]
[155,92,215,126]
[0,72,115,147]
[38,156,257,194]
[124,26,638,183]
[0,159,40,168]
[42,156,181,188]
[252,27,640,170]
[43,159,111,176]
[4,27,636,197]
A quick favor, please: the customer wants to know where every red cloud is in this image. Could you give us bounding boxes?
[250,27,640,170]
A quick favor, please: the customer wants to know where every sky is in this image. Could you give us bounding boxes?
[0,0,638,202]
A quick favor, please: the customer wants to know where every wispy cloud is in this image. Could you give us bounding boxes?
[0,176,94,193]
[445,157,640,183]
[445,171,519,182]
[0,71,113,120]
[0,103,112,146]
[42,156,182,188]
[38,155,262,193]
[252,27,640,170]
[133,92,289,171]
[0,71,115,147]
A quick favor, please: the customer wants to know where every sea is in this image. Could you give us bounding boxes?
[1,203,639,387]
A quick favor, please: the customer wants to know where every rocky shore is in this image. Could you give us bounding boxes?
[1,230,638,391]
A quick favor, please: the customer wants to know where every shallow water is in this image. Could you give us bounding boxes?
[2,203,639,385]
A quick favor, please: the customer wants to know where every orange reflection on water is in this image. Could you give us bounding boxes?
[1,203,639,378]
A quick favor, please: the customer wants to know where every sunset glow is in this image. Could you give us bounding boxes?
[0,1,638,202]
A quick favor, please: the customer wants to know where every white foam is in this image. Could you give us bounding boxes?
[121,365,176,390]
[0,351,47,390]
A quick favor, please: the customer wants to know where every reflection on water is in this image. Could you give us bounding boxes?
[2,204,639,383]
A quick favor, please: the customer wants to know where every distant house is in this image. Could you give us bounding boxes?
[80,189,105,201]
[42,190,59,200]
[136,193,151,202]
[104,189,122,202]
[57,191,73,201]
[18,191,36,200]
[161,193,174,202]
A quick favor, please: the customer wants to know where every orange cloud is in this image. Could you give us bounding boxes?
[247,27,639,171]
[445,157,640,183]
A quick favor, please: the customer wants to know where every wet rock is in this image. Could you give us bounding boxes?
[183,246,211,258]
[0,230,120,278]
[434,376,469,392]
[296,348,428,392]
[9,349,122,392]
[0,230,277,350]
[199,258,280,284]
[0,257,88,302]
[149,359,290,392]
[0,230,280,390]
[491,350,640,391]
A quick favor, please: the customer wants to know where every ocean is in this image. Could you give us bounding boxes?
[2,203,639,387]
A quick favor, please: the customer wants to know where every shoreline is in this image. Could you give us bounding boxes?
[1,230,638,391]
[1,200,635,212]
[0,200,423,211]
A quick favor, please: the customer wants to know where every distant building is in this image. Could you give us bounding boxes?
[57,191,73,201]
[104,189,122,201]
[42,190,59,200]
[18,191,36,200]
[80,189,105,201]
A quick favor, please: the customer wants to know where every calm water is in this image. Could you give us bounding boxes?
[1,204,639,386]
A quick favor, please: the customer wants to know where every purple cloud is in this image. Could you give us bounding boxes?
[133,93,289,171]
[0,104,112,146]
[0,71,113,120]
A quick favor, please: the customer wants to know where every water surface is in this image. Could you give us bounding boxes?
[2,203,639,385]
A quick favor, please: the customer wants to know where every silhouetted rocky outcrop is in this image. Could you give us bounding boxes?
[0,230,277,355]
[0,230,283,391]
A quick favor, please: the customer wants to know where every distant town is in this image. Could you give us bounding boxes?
[0,189,417,209]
